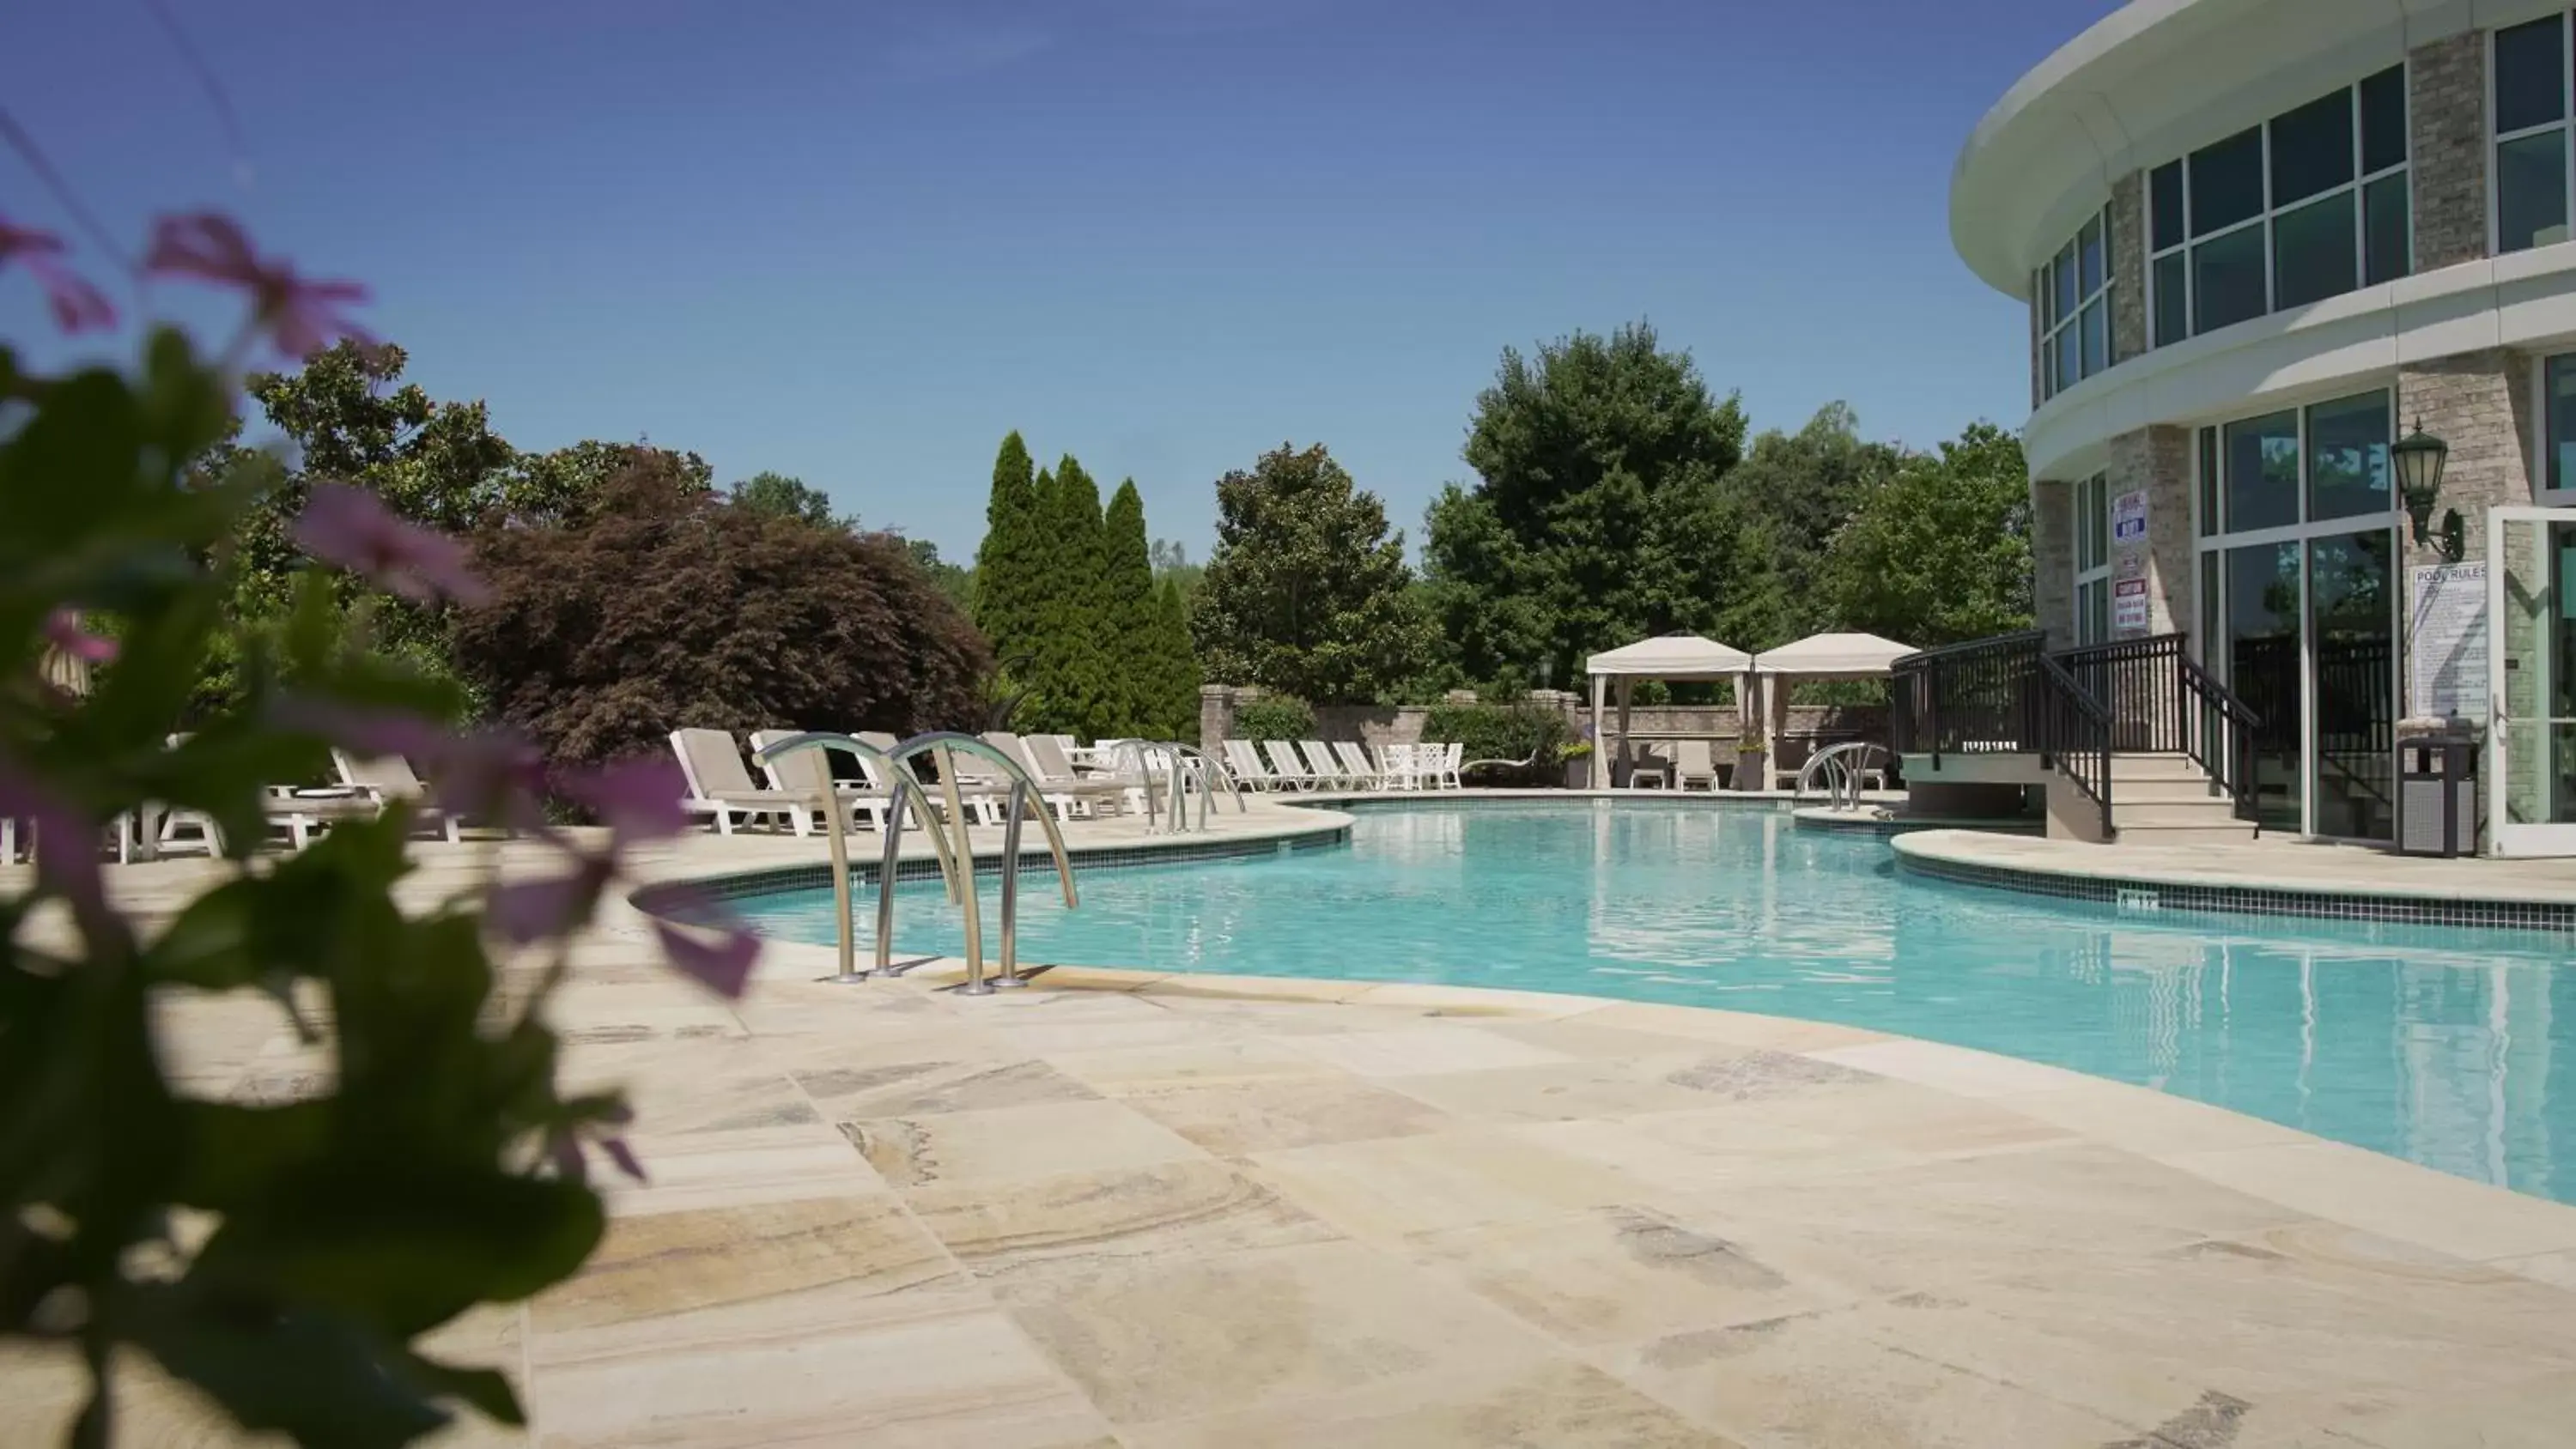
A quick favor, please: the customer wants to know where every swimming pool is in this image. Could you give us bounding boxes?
[731,801,2576,1204]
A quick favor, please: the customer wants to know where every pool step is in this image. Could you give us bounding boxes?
[2113,820,2263,844]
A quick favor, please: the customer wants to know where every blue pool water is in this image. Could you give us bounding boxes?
[735,802,2576,1203]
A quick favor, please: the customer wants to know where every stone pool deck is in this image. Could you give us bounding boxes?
[8,803,2576,1446]
[1896,827,2576,913]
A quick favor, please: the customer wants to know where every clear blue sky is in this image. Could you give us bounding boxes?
[5,0,2112,561]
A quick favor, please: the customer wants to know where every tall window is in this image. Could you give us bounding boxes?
[2195,388,2397,840]
[2543,353,2576,494]
[2149,65,2409,347]
[2075,473,2111,643]
[2496,13,2573,252]
[2035,209,2113,401]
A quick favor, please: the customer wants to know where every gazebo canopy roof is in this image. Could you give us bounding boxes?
[1585,633,1753,681]
[1750,631,1916,677]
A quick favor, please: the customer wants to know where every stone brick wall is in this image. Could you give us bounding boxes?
[2109,171,2146,367]
[2106,425,2195,642]
[2410,31,2487,274]
[2397,349,2532,570]
[2031,477,2076,648]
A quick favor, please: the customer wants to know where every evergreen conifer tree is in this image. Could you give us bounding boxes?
[1029,456,1116,738]
[1100,479,1161,736]
[1151,574,1202,738]
[971,433,1040,680]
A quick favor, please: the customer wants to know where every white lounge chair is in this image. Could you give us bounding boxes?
[331,748,465,841]
[1670,738,1720,792]
[1261,740,1319,791]
[1297,740,1351,789]
[1330,741,1383,790]
[669,728,813,836]
[749,730,890,831]
[1376,742,1418,791]
[1223,738,1279,791]
[1013,731,1136,820]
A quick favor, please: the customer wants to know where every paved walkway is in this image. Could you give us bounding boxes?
[8,808,2576,1446]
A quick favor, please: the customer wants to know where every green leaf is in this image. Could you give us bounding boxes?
[191,1167,605,1337]
[125,1279,455,1449]
[390,1348,525,1428]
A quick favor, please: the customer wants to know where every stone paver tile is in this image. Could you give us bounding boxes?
[1908,1219,2576,1407]
[841,1098,1207,1191]
[1681,1076,2081,1160]
[1805,1038,2102,1099]
[991,1239,1550,1427]
[1388,1052,1801,1124]
[1043,1036,1341,1094]
[2497,1248,2576,1293]
[1240,1125,1650,1246]
[1406,1204,1864,1347]
[1278,1023,1577,1078]
[530,1303,1114,1449]
[1472,1011,1756,1061]
[1118,1356,1747,1448]
[792,1055,1101,1118]
[1119,1074,1455,1155]
[1512,1115,1927,1198]
[1990,1078,2307,1157]
[1609,1306,2142,1448]
[597,1121,890,1216]
[2304,1369,2576,1449]
[1571,1000,1893,1052]
[905,1157,1341,1280]
[530,1196,969,1361]
[2159,1138,2576,1263]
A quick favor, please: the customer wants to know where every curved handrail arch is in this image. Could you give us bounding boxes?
[886,731,1081,994]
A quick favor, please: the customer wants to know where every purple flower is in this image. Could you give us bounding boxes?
[294,483,489,605]
[42,610,117,664]
[272,699,451,762]
[425,727,550,831]
[0,760,103,921]
[557,757,690,846]
[0,215,115,334]
[484,865,607,946]
[650,915,761,1001]
[143,212,370,359]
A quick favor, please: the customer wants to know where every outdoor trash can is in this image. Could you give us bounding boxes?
[2397,733,2476,858]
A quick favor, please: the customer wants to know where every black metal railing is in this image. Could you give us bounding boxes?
[2053,634,2188,754]
[1890,630,2046,765]
[2036,652,2112,839]
[2175,653,2263,831]
[1897,627,2272,837]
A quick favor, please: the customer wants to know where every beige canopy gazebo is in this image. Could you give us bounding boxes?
[1584,634,1753,785]
[1745,631,1916,788]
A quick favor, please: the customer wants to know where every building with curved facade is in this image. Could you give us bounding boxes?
[1951,0,2576,852]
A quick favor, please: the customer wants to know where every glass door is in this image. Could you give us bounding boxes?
[2488,507,2576,855]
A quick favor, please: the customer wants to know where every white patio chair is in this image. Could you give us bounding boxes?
[1262,740,1319,791]
[670,728,813,836]
[331,748,465,842]
[1670,738,1720,792]
[1377,742,1418,791]
[749,730,890,832]
[1331,741,1383,790]
[1297,740,1351,789]
[1222,738,1278,791]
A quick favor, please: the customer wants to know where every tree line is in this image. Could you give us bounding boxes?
[975,320,2032,712]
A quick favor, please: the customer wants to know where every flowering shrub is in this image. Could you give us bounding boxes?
[0,213,757,1446]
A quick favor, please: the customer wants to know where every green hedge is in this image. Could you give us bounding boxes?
[1231,695,1317,743]
[1419,702,1569,774]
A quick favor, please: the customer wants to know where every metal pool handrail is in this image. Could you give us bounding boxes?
[885,731,1080,996]
[1109,740,1247,833]
[749,731,965,984]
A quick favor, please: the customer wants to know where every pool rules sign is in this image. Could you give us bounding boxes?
[2110,488,2151,635]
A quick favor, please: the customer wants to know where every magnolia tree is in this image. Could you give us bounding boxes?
[0,210,759,1446]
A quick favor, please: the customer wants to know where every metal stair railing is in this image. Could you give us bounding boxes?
[752,731,1080,997]
[1107,740,1248,834]
[1890,630,2048,765]
[2035,652,2114,840]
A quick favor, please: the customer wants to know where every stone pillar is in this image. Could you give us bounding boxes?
[2410,30,2487,274]
[2031,478,2076,649]
[1199,683,1253,749]
[2107,424,2196,641]
[2108,170,2146,366]
[2398,349,2532,571]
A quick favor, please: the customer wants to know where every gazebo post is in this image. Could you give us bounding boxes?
[1615,676,1634,787]
[1588,670,1608,790]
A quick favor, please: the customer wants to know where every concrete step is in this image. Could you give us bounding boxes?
[2111,800,2246,828]
[2112,778,2229,804]
[2111,821,2261,845]
[2106,754,2211,782]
